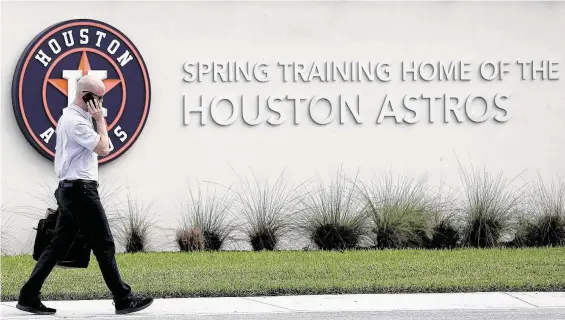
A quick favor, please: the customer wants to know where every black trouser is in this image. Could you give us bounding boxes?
[19,180,131,301]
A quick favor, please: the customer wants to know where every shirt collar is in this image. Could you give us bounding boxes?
[68,103,91,120]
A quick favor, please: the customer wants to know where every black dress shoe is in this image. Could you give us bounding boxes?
[16,299,56,315]
[114,294,153,314]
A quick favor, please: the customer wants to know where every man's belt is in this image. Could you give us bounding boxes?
[59,179,98,188]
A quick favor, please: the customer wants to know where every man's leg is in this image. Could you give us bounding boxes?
[78,182,152,314]
[71,182,131,298]
[18,186,79,314]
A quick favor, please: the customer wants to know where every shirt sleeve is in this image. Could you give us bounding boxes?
[72,121,100,151]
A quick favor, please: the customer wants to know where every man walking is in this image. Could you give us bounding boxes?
[17,75,153,315]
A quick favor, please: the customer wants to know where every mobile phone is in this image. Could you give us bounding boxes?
[82,92,95,104]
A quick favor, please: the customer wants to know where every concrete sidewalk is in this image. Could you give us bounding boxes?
[2,292,565,319]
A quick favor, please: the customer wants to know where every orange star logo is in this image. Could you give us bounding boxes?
[47,51,121,97]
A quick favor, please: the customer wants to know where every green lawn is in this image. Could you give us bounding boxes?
[2,247,564,301]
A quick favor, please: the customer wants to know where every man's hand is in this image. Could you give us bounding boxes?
[87,99,105,122]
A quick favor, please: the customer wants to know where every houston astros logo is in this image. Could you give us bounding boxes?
[12,19,151,165]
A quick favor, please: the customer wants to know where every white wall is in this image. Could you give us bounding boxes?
[2,1,565,254]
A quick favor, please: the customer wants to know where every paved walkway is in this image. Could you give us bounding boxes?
[2,292,565,319]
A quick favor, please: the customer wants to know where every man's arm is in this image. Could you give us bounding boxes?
[88,99,110,156]
[73,100,111,156]
[93,119,110,156]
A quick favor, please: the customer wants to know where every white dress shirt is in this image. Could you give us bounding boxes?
[54,104,101,181]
